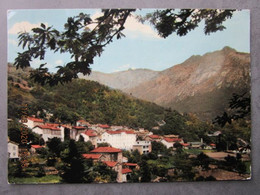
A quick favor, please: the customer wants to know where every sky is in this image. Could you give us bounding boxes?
[7,9,250,73]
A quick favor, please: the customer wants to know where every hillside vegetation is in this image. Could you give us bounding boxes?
[8,64,164,129]
[8,61,251,144]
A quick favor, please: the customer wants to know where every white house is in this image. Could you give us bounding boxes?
[76,129,98,146]
[32,123,62,142]
[161,137,184,149]
[132,140,152,154]
[8,141,19,161]
[97,130,137,150]
[23,116,44,129]
[122,168,132,182]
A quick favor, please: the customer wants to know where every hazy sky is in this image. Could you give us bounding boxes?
[8,9,250,73]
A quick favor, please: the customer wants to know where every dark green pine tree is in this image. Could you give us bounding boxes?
[139,160,151,182]
[59,139,89,183]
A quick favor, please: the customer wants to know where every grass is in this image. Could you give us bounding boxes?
[147,157,175,169]
[8,175,61,184]
[184,149,215,155]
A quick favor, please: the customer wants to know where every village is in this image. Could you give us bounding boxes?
[8,116,251,183]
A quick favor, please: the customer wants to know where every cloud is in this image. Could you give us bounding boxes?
[124,15,161,39]
[55,59,63,65]
[8,21,48,35]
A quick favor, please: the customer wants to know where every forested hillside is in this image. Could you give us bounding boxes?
[8,64,164,129]
[8,63,250,144]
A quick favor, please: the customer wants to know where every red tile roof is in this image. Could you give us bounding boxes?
[90,147,122,153]
[31,145,44,149]
[124,130,135,134]
[181,143,190,147]
[45,123,60,127]
[73,126,86,130]
[106,130,121,134]
[27,117,44,123]
[82,154,102,160]
[106,130,135,135]
[36,125,60,131]
[61,124,72,129]
[103,161,118,167]
[124,163,138,167]
[210,143,216,146]
[99,124,110,128]
[84,130,97,137]
[122,168,132,174]
[149,135,160,139]
[164,137,183,143]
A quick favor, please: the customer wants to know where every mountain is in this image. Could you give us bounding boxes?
[125,47,250,120]
[79,47,250,120]
[79,68,159,90]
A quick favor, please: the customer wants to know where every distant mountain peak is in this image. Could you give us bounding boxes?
[124,47,250,120]
[80,47,250,120]
[80,68,159,90]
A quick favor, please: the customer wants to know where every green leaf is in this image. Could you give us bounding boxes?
[41,23,46,29]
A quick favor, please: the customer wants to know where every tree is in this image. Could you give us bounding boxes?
[214,92,250,127]
[8,122,40,145]
[36,165,46,177]
[46,137,62,157]
[39,137,45,146]
[139,9,234,38]
[196,152,211,170]
[151,141,170,157]
[91,162,117,183]
[128,149,142,163]
[9,161,25,178]
[59,139,89,183]
[14,9,235,86]
[139,160,151,182]
[171,150,195,181]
